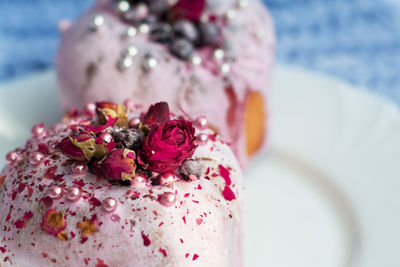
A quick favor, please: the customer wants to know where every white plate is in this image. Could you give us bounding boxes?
[1,65,400,267]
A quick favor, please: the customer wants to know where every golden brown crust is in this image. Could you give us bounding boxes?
[244,91,266,156]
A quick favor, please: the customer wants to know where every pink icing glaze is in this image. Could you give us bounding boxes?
[56,0,275,168]
[0,103,244,267]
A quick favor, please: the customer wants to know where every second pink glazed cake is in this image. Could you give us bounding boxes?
[56,0,275,167]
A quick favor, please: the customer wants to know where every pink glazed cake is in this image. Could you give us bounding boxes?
[56,0,275,167]
[0,101,243,267]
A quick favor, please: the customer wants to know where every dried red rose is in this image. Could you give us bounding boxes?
[101,149,136,181]
[41,209,67,237]
[58,132,96,161]
[142,102,170,127]
[96,102,128,129]
[139,119,197,173]
[170,0,205,21]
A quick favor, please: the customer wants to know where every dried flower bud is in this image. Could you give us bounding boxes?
[101,149,136,181]
[58,132,96,161]
[96,101,129,129]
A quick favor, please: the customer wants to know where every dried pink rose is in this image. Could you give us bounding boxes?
[101,149,136,181]
[96,101,128,129]
[58,132,96,161]
[138,119,197,173]
[40,209,67,237]
[142,102,170,127]
[170,0,206,21]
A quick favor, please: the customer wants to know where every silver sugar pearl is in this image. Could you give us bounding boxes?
[168,0,179,6]
[125,45,138,57]
[237,0,249,8]
[125,27,137,37]
[226,9,237,20]
[90,14,105,30]
[213,49,225,60]
[200,14,209,23]
[118,0,130,12]
[118,56,134,71]
[190,55,202,66]
[139,23,150,34]
[220,63,231,75]
[255,30,265,40]
[142,56,158,71]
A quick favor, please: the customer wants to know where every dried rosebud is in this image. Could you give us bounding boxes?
[96,101,129,129]
[142,102,170,127]
[58,132,96,161]
[170,0,205,21]
[138,119,197,173]
[179,159,202,180]
[40,209,67,237]
[92,144,108,161]
[113,129,144,151]
[101,149,136,181]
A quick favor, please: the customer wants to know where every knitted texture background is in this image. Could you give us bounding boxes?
[0,0,399,103]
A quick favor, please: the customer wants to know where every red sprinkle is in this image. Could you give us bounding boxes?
[14,220,26,229]
[222,186,236,201]
[24,211,33,221]
[17,182,26,193]
[182,216,186,224]
[44,166,58,179]
[196,218,203,225]
[0,247,6,253]
[219,165,236,201]
[40,196,53,208]
[192,254,199,261]
[88,197,102,206]
[159,248,167,257]
[141,231,151,246]
[38,144,50,154]
[218,165,231,186]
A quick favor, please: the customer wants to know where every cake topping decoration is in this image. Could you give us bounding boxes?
[138,119,197,173]
[158,192,176,207]
[59,132,97,162]
[142,101,170,127]
[57,101,203,188]
[5,151,21,165]
[76,215,99,242]
[96,102,129,128]
[66,186,82,202]
[71,162,88,176]
[90,14,105,31]
[41,209,67,237]
[170,0,205,21]
[101,149,136,181]
[31,122,47,139]
[29,151,45,166]
[109,0,235,64]
[47,185,64,200]
[179,159,202,181]
[196,132,208,145]
[102,197,118,213]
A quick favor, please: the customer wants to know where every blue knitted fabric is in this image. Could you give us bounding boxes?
[0,0,400,104]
